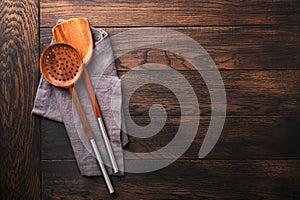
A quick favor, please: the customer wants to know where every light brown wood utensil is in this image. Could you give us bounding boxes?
[40,43,114,194]
[52,18,119,174]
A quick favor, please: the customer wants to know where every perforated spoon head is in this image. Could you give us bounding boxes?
[40,43,83,88]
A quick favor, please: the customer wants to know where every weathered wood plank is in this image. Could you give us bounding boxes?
[40,0,300,27]
[120,70,300,116]
[41,119,73,160]
[42,116,300,160]
[43,160,300,199]
[0,0,40,199]
[41,26,300,70]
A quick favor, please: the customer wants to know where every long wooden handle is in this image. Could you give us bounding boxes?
[68,87,94,140]
[82,68,119,173]
[69,87,114,193]
[83,68,102,118]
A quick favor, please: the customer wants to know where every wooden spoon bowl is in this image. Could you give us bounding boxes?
[40,43,83,88]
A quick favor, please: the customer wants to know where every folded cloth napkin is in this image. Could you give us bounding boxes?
[32,23,128,176]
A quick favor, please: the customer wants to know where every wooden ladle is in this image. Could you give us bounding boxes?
[52,18,119,174]
[40,43,114,194]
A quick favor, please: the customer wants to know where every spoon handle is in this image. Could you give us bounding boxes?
[83,68,102,118]
[83,68,119,174]
[69,87,114,194]
[69,87,94,140]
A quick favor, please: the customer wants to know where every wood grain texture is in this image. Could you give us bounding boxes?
[42,116,300,160]
[38,0,300,199]
[53,17,93,64]
[41,26,300,70]
[0,0,40,199]
[40,0,300,27]
[119,70,300,116]
[43,160,300,199]
[42,119,73,160]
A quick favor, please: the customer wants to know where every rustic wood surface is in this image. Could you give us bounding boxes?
[42,116,300,161]
[43,160,300,199]
[41,26,300,70]
[1,0,299,199]
[40,0,300,27]
[0,0,40,199]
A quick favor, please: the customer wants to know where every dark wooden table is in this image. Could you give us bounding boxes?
[1,0,300,199]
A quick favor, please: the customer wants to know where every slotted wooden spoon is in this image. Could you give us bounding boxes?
[53,18,119,174]
[40,43,114,194]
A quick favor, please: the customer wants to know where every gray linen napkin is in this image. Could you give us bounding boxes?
[32,26,128,176]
